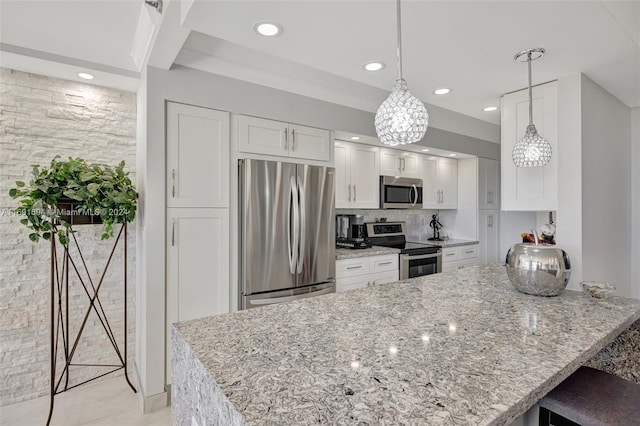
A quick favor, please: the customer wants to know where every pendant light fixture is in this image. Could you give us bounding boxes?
[374,0,428,146]
[511,48,552,167]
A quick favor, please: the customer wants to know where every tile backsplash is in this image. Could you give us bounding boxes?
[336,209,459,242]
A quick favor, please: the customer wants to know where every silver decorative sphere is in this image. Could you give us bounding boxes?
[505,243,571,296]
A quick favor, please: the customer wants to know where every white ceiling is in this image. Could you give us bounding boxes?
[178,0,640,125]
[0,0,143,72]
[1,0,638,127]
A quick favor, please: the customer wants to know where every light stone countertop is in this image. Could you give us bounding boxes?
[172,265,640,426]
[434,238,479,248]
[335,245,401,260]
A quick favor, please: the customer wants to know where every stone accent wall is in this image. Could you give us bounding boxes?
[0,69,137,405]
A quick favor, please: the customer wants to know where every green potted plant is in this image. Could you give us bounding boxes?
[9,156,138,247]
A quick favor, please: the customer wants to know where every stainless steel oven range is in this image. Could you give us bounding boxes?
[366,222,442,279]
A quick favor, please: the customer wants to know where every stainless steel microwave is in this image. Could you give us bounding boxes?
[379,176,423,209]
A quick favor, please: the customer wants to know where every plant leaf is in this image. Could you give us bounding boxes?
[29,233,39,242]
[16,181,25,187]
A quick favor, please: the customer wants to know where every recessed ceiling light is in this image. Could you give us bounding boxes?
[483,106,498,112]
[433,88,450,95]
[78,72,94,80]
[350,136,361,140]
[449,153,457,157]
[421,149,430,152]
[254,22,282,37]
[363,62,385,72]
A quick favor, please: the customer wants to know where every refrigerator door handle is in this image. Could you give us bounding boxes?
[296,176,306,274]
[288,176,298,274]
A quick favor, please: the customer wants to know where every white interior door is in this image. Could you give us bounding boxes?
[166,102,230,208]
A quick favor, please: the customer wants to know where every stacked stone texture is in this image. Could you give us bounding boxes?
[0,69,136,405]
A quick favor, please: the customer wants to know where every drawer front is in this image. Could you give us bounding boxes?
[442,258,478,272]
[336,258,370,278]
[370,254,399,274]
[367,270,399,286]
[458,245,479,260]
[336,276,370,293]
[442,247,459,263]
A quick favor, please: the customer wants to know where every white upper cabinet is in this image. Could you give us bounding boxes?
[166,102,230,208]
[501,81,558,211]
[478,158,500,210]
[379,148,420,178]
[334,141,379,209]
[289,124,332,161]
[239,115,331,162]
[422,157,458,209]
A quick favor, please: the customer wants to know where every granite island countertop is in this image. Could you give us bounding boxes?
[335,245,401,260]
[172,265,640,426]
[434,238,479,248]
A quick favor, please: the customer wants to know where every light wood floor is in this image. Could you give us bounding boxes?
[0,376,171,426]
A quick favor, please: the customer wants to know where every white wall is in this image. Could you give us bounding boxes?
[0,68,137,406]
[556,74,583,289]
[580,75,632,296]
[630,107,639,299]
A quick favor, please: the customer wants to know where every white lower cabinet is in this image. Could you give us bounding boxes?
[441,245,479,273]
[336,254,399,292]
[166,207,230,383]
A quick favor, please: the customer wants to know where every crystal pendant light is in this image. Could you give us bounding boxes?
[375,0,428,146]
[512,48,552,167]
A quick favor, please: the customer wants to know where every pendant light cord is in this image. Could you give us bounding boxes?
[528,51,533,125]
[396,0,403,80]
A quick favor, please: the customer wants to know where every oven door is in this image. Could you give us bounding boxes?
[400,252,442,279]
[380,176,423,209]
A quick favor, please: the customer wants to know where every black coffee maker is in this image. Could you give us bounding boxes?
[336,214,371,249]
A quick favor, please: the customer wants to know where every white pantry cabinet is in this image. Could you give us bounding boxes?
[334,141,379,208]
[379,148,420,178]
[478,158,500,210]
[238,115,331,162]
[478,210,500,264]
[166,102,230,208]
[166,208,230,382]
[421,157,458,209]
[336,254,399,292]
[501,81,558,211]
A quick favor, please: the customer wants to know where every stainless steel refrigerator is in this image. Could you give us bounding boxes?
[239,159,336,309]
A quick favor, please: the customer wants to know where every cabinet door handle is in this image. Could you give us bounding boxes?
[353,185,357,202]
[378,261,393,265]
[347,184,352,202]
[346,265,362,270]
[488,191,493,204]
[488,216,493,227]
[445,252,456,257]
[171,218,176,246]
[464,249,475,254]
[284,128,288,150]
[402,157,406,171]
[398,157,402,171]
[291,128,296,151]
[171,169,176,197]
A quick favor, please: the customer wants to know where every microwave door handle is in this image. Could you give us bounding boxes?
[411,184,418,206]
[296,176,305,274]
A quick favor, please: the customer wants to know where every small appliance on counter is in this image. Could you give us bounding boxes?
[336,214,372,249]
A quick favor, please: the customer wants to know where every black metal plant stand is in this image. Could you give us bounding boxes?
[46,220,136,426]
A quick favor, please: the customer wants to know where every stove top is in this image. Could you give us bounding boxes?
[365,221,441,255]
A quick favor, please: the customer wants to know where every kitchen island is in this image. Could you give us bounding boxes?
[172,265,640,425]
